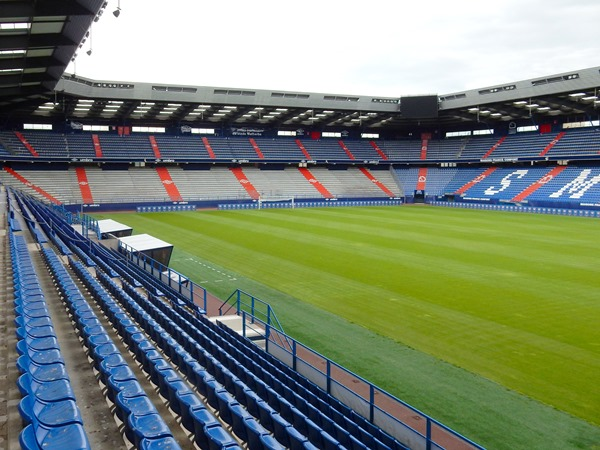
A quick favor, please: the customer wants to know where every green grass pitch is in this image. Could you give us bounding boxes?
[94,206,600,450]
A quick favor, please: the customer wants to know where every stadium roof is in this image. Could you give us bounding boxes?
[0,0,105,109]
[26,67,600,132]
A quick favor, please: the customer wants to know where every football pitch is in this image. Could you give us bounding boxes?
[94,206,600,450]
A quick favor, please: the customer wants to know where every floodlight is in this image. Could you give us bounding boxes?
[113,0,121,17]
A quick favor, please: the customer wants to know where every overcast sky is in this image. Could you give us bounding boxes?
[66,0,599,97]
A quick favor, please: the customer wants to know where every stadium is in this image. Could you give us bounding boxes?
[1,2,599,450]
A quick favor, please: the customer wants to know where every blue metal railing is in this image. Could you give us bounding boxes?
[260,322,485,450]
[220,289,287,345]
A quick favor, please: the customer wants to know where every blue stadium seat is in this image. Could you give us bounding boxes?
[114,391,157,423]
[17,374,76,404]
[19,396,83,428]
[139,436,183,450]
[127,412,173,449]
[19,422,91,450]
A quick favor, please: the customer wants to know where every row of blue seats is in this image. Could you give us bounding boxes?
[40,246,183,450]
[70,258,245,450]
[144,287,407,450]
[85,220,407,450]
[155,279,409,450]
[113,271,383,450]
[213,320,410,450]
[17,196,72,256]
[17,191,413,450]
[10,229,91,450]
[91,267,279,449]
[105,272,307,449]
[104,246,195,307]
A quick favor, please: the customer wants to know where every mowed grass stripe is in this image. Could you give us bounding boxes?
[94,207,600,431]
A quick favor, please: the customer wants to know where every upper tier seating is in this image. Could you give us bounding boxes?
[1,128,599,162]
[544,128,600,158]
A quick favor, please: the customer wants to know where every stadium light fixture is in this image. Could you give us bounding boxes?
[113,0,121,17]
[86,27,93,55]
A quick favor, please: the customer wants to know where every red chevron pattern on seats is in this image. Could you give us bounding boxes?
[230,167,260,199]
[298,167,334,198]
[248,138,265,159]
[482,136,507,159]
[455,167,498,195]
[420,139,428,160]
[92,134,103,158]
[155,167,183,201]
[14,132,38,157]
[369,141,388,160]
[416,167,428,190]
[75,167,94,204]
[201,137,216,159]
[358,168,396,197]
[338,141,355,160]
[149,135,162,158]
[511,166,567,202]
[539,132,566,157]
[3,167,61,204]
[295,139,313,160]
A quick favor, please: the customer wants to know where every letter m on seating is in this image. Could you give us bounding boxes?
[549,169,600,199]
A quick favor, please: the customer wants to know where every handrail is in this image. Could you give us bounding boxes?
[220,289,286,335]
[260,321,485,450]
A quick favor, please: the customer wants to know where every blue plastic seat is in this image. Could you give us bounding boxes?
[270,412,293,446]
[17,374,76,403]
[107,378,145,403]
[175,392,204,433]
[139,436,183,450]
[205,423,241,450]
[87,333,113,349]
[19,396,83,428]
[128,413,173,449]
[155,368,180,400]
[21,324,56,340]
[215,388,239,426]
[190,406,221,448]
[114,391,157,422]
[27,362,69,383]
[19,422,91,450]
[165,380,195,416]
[19,336,59,354]
[15,315,53,329]
[91,343,120,366]
[259,433,288,450]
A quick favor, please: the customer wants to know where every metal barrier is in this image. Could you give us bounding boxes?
[429,201,600,217]
[218,198,404,210]
[227,313,486,450]
[136,204,197,213]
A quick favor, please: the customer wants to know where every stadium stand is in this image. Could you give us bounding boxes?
[5,187,425,449]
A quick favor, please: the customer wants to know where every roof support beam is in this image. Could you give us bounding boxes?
[0,33,77,50]
[0,1,96,20]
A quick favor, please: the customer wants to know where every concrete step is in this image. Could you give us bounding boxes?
[210,314,265,340]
